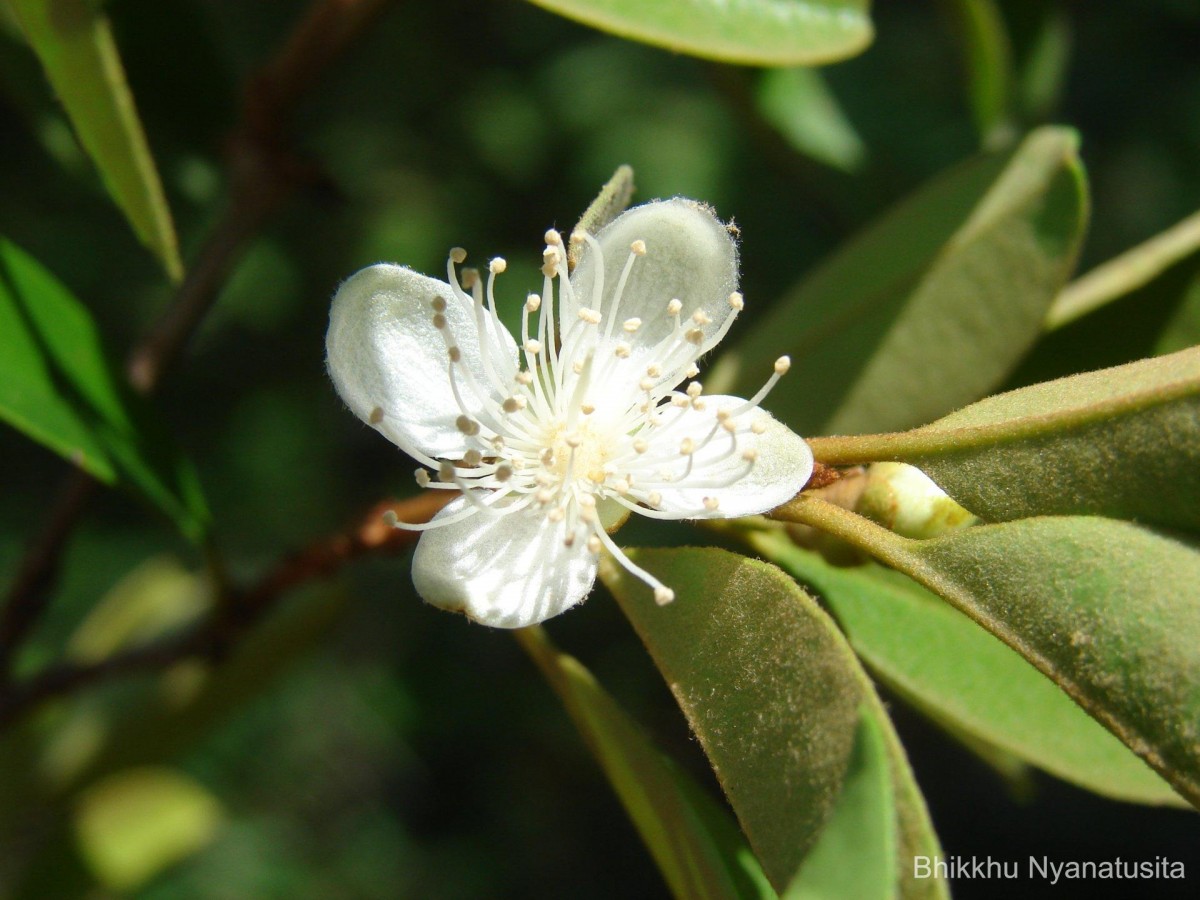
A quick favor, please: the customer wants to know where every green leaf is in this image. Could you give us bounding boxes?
[73,767,221,892]
[522,0,873,67]
[517,626,776,900]
[0,238,209,540]
[6,0,183,281]
[809,347,1200,533]
[755,67,866,172]
[719,126,1088,436]
[750,528,1183,806]
[784,708,895,899]
[778,498,1200,808]
[600,546,865,891]
[1047,208,1200,330]
[943,0,1015,146]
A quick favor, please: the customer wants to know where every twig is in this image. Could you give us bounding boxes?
[0,491,451,729]
[0,0,393,678]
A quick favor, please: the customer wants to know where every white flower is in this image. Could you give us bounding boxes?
[326,198,813,628]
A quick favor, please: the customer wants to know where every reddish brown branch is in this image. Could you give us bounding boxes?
[1,0,393,678]
[0,491,451,729]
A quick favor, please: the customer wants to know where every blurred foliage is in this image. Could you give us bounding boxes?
[1,0,1199,896]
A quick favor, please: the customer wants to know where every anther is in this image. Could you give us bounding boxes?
[686,382,703,399]
[654,587,675,606]
[432,313,447,330]
[667,299,683,316]
[516,370,533,385]
[490,257,507,274]
[369,406,384,424]
[570,230,586,245]
[587,535,602,553]
[448,346,462,363]
[431,296,447,312]
[415,469,431,487]
[382,510,399,527]
[580,403,595,415]
[615,342,631,359]
[495,464,513,482]
[648,491,663,507]
[449,247,467,264]
[463,449,482,467]
[742,449,759,463]
[524,339,542,356]
[630,239,647,256]
[775,356,791,374]
[543,247,560,266]
[545,229,562,245]
[646,364,662,378]
[623,317,642,332]
[728,291,744,310]
[685,364,699,379]
[566,434,582,449]
[680,438,695,455]
[455,415,480,436]
[633,439,648,454]
[692,309,711,326]
[703,497,720,512]
[461,268,479,289]
[537,489,555,505]
[438,461,456,482]
[525,293,542,312]
[638,377,655,391]
[612,478,631,493]
[502,396,526,413]
[686,328,704,345]
[751,420,768,435]
[578,307,602,324]
[548,506,565,522]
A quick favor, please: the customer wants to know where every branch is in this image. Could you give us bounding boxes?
[0,0,393,677]
[0,491,451,729]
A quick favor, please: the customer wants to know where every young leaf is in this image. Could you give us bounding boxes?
[0,239,209,540]
[516,626,776,900]
[778,498,1200,809]
[783,709,895,900]
[6,0,183,282]
[809,347,1200,533]
[942,0,1015,146]
[521,0,873,67]
[755,67,866,173]
[600,546,865,891]
[750,528,1183,806]
[721,126,1087,436]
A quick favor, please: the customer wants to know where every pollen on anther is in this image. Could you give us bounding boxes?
[646,364,662,378]
[516,370,533,386]
[680,438,695,455]
[548,507,566,523]
[623,317,642,333]
[633,439,648,454]
[490,257,507,274]
[502,396,526,413]
[368,406,384,424]
[639,377,655,392]
[615,342,631,359]
[524,339,542,356]
[630,239,647,256]
[728,292,744,310]
[654,587,675,606]
[751,419,768,435]
[449,247,467,264]
[579,307,602,324]
[566,433,582,449]
[545,228,562,245]
[686,328,704,345]
[742,448,759,463]
[684,364,699,379]
[525,293,542,312]
[667,299,683,316]
[703,497,720,512]
[587,535,602,554]
[415,469,431,487]
[648,491,663,507]
[686,382,703,398]
[692,309,711,326]
[569,230,586,245]
[581,403,595,415]
[775,355,792,374]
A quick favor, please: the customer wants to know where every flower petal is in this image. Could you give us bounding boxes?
[568,198,739,359]
[326,264,517,460]
[637,395,813,518]
[412,496,598,628]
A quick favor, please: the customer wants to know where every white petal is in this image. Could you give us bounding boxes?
[568,199,738,359]
[412,496,598,628]
[636,396,813,518]
[326,264,517,460]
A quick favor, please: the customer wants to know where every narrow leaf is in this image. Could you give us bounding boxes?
[1047,208,1200,330]
[809,347,1200,533]
[7,0,183,281]
[522,0,873,67]
[755,67,866,172]
[943,0,1015,145]
[0,238,209,539]
[600,546,865,890]
[784,709,895,899]
[751,527,1183,805]
[721,126,1087,436]
[516,626,775,900]
[778,498,1200,808]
